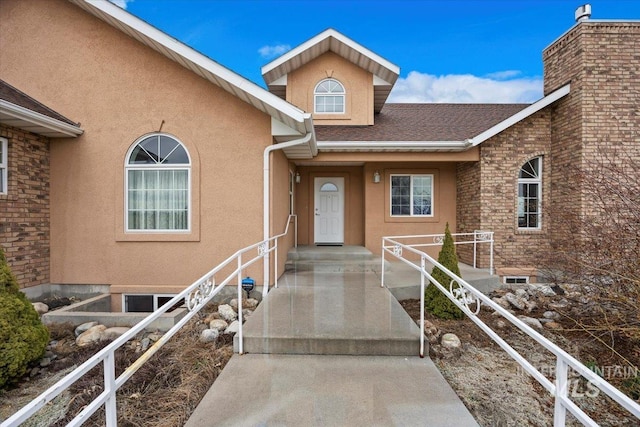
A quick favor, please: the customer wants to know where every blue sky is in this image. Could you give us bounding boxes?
[110,0,640,103]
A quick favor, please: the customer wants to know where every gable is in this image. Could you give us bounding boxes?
[262,29,399,113]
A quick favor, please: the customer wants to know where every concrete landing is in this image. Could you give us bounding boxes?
[185,354,479,427]
[234,270,420,355]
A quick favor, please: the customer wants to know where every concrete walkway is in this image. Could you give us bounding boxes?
[186,259,479,426]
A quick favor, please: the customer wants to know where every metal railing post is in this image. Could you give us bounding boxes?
[473,230,477,269]
[554,358,568,427]
[237,255,244,355]
[419,255,426,358]
[104,352,117,427]
[275,240,279,289]
[380,238,385,288]
[489,232,494,275]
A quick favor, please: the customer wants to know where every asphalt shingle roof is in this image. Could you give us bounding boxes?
[315,103,529,141]
[0,79,79,126]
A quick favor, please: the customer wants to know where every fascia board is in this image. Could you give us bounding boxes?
[317,141,469,151]
[74,0,307,129]
[261,28,399,82]
[0,100,84,137]
[469,84,571,147]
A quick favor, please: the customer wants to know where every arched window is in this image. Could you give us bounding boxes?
[518,157,542,229]
[314,78,345,114]
[125,134,191,231]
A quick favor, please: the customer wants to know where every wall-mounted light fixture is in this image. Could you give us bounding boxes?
[295,171,301,184]
[373,170,381,183]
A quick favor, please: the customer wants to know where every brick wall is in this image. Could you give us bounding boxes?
[476,111,552,271]
[455,161,481,266]
[0,124,50,288]
[544,21,640,253]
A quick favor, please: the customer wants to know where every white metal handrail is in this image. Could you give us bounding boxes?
[381,236,640,427]
[2,215,298,427]
[385,231,494,274]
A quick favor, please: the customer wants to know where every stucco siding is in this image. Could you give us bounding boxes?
[0,0,272,291]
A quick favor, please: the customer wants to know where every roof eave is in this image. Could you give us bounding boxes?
[317,140,471,153]
[0,100,84,138]
[469,84,571,146]
[261,29,400,89]
[69,0,309,135]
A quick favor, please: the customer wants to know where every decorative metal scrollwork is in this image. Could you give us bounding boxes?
[392,244,403,257]
[475,231,492,242]
[433,235,444,244]
[186,277,216,312]
[258,243,268,256]
[450,279,481,315]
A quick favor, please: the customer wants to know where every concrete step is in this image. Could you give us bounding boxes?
[234,272,423,356]
[284,259,388,273]
[236,334,420,356]
[287,245,375,261]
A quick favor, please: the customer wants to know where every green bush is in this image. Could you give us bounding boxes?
[424,223,465,320]
[0,248,50,388]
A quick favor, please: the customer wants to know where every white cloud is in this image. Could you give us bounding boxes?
[388,71,543,104]
[108,0,133,9]
[258,44,291,59]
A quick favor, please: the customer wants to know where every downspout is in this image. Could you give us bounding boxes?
[263,132,313,298]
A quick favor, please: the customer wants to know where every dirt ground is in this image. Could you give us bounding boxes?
[399,298,639,427]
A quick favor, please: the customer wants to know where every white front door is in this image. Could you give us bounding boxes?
[314,177,344,245]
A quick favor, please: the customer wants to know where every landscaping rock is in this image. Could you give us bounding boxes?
[548,299,570,310]
[218,304,237,322]
[517,316,543,330]
[32,302,49,315]
[527,283,556,297]
[199,329,219,343]
[141,337,151,352]
[494,319,507,329]
[423,320,441,344]
[75,321,99,337]
[39,357,51,368]
[492,297,510,310]
[504,292,527,311]
[524,300,538,313]
[515,289,529,300]
[543,311,560,320]
[225,320,240,335]
[101,327,130,342]
[441,333,461,349]
[242,309,253,319]
[147,333,163,342]
[76,325,107,347]
[203,312,221,324]
[545,321,563,330]
[209,319,228,332]
[245,298,259,309]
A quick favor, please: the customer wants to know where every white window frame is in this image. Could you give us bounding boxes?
[390,174,434,217]
[503,276,530,284]
[125,133,191,233]
[517,157,542,230]
[0,137,7,195]
[314,78,345,114]
[122,293,180,312]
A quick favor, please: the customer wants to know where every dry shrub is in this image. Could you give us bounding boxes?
[47,304,233,427]
[543,150,640,370]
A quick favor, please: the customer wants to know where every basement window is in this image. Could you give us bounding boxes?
[503,276,529,285]
[123,294,183,313]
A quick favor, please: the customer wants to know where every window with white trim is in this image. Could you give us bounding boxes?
[504,276,529,284]
[314,78,345,113]
[125,134,191,231]
[0,137,7,194]
[518,157,542,229]
[123,294,183,313]
[390,174,433,216]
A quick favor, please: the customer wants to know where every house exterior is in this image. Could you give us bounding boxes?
[1,0,638,309]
